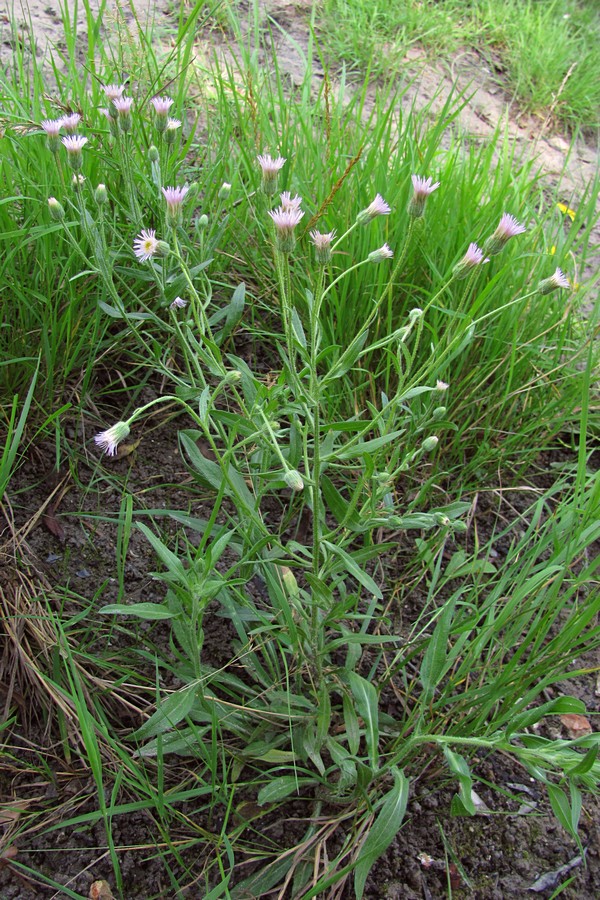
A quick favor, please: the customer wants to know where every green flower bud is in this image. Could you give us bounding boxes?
[284,469,304,492]
[48,197,65,220]
[148,145,159,163]
[95,183,108,205]
[421,436,439,453]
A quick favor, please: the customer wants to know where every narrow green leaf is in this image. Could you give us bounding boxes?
[257,776,316,806]
[322,541,383,599]
[100,602,175,620]
[347,672,379,767]
[137,522,186,582]
[132,685,197,740]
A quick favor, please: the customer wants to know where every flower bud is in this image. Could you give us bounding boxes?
[48,197,65,220]
[148,145,160,163]
[225,369,242,384]
[218,182,232,200]
[421,436,439,453]
[156,240,171,257]
[408,308,423,324]
[284,469,304,492]
[197,214,209,229]
[95,183,108,205]
[432,406,446,420]
[434,513,451,527]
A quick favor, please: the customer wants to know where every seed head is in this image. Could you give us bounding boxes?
[164,118,181,144]
[48,197,65,220]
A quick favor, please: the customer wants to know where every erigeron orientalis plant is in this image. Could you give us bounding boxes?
[41,81,590,890]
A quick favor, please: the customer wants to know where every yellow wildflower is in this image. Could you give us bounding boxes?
[556,202,576,221]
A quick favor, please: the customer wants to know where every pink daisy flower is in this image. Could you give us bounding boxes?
[408,175,440,217]
[60,113,81,133]
[257,153,286,195]
[357,193,391,224]
[484,212,527,256]
[62,135,88,170]
[151,96,174,115]
[368,243,394,263]
[309,229,336,264]
[538,267,570,295]
[453,242,489,279]
[280,191,302,212]
[269,205,304,253]
[162,185,189,224]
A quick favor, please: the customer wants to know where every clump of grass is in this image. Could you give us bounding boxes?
[319,0,600,132]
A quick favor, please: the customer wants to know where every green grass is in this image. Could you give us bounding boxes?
[319,0,600,132]
[0,0,599,897]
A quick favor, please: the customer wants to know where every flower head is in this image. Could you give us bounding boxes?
[41,118,63,152]
[436,380,449,392]
[268,205,304,253]
[162,185,189,225]
[453,242,489,279]
[408,175,440,218]
[280,191,302,212]
[538,267,570,295]
[94,421,131,456]
[310,229,336,264]
[368,243,393,264]
[113,96,133,132]
[170,296,188,309]
[218,182,232,200]
[151,96,175,133]
[151,96,174,116]
[60,113,81,133]
[257,153,286,196]
[357,193,391,225]
[164,118,181,144]
[62,135,88,170]
[42,118,62,136]
[133,228,160,261]
[103,83,125,103]
[556,202,576,222]
[484,213,526,256]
